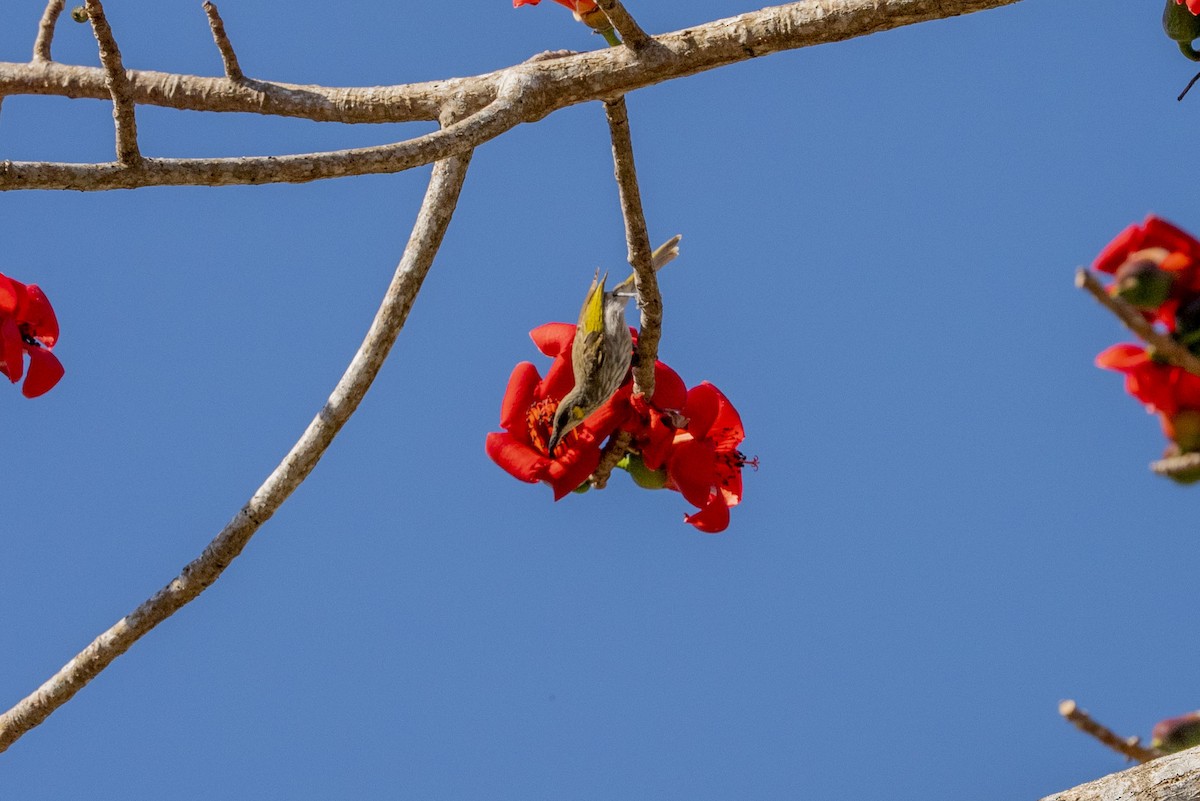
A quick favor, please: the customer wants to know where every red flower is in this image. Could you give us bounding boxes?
[512,0,599,15]
[662,382,753,534]
[1177,0,1200,17]
[1096,344,1200,450]
[0,273,63,398]
[486,322,628,500]
[1093,215,1200,330]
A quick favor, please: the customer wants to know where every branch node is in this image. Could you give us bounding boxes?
[596,0,652,50]
[202,1,244,81]
[85,0,141,165]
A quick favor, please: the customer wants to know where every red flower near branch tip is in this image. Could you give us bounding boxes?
[0,273,63,398]
[1177,0,1200,18]
[661,382,754,534]
[512,0,599,15]
[1096,343,1200,451]
[486,322,628,500]
[1092,215,1200,330]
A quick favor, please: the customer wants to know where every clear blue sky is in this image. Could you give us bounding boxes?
[0,0,1191,797]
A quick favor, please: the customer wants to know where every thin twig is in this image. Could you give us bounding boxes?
[1076,268,1200,377]
[604,96,659,399]
[32,0,66,62]
[1059,700,1160,764]
[0,147,474,755]
[84,0,139,164]
[202,1,243,81]
[595,0,651,50]
[591,430,632,489]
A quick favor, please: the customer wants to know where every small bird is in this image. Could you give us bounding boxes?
[546,235,681,456]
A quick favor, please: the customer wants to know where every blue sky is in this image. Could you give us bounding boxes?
[0,0,1193,797]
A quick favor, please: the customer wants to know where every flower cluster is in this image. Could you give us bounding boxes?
[0,272,63,398]
[486,323,752,533]
[1093,216,1200,464]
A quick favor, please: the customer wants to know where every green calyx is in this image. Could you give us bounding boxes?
[1113,260,1173,309]
[617,454,668,490]
[1165,0,1200,58]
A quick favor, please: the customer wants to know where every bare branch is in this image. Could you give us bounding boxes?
[1076,268,1200,377]
[595,0,651,51]
[84,0,140,164]
[592,431,633,489]
[32,0,66,62]
[0,0,1023,190]
[1059,700,1160,764]
[1041,741,1200,801]
[202,1,243,81]
[0,74,525,190]
[605,96,659,399]
[0,146,474,754]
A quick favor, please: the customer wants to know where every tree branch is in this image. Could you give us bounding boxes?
[1075,268,1200,377]
[0,0,1023,189]
[0,146,474,755]
[604,96,659,399]
[85,0,140,165]
[0,73,525,190]
[32,0,66,62]
[1059,700,1160,764]
[1041,745,1200,801]
[202,1,243,81]
[596,0,651,51]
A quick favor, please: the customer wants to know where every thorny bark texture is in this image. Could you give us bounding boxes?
[0,150,473,753]
[0,0,1024,190]
[1041,747,1200,801]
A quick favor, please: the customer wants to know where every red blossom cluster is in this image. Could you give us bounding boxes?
[0,272,63,398]
[486,323,752,533]
[1178,0,1200,17]
[1093,216,1200,460]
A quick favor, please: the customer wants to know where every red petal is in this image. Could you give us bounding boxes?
[684,498,730,533]
[22,347,63,398]
[650,361,687,410]
[530,323,576,358]
[486,432,548,483]
[22,285,58,346]
[1141,216,1200,260]
[546,444,601,500]
[683,383,722,437]
[0,275,21,315]
[513,0,541,5]
[667,437,719,510]
[539,353,576,400]
[1092,223,1142,275]
[499,362,542,432]
[0,316,23,383]
[1095,344,1147,371]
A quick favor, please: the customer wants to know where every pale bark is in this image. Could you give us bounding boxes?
[1042,748,1200,801]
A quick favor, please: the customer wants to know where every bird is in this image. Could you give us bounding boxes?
[545,235,681,456]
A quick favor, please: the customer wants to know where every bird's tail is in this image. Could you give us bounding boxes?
[610,234,682,296]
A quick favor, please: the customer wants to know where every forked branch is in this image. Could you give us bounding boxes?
[0,147,474,754]
[0,0,1024,190]
[85,0,140,165]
